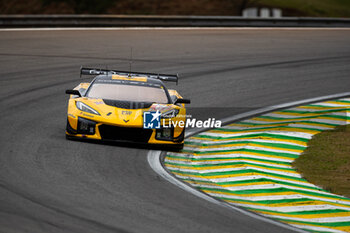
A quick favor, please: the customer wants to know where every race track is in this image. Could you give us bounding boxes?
[0,28,350,233]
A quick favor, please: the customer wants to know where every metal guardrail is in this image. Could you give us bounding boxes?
[0,15,350,28]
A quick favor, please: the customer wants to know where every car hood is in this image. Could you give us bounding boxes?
[76,97,177,127]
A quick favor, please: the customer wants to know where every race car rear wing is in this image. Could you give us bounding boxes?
[80,67,179,85]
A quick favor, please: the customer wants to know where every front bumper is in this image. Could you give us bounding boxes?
[66,117,184,145]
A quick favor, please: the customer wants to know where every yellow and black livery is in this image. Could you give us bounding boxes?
[65,67,190,148]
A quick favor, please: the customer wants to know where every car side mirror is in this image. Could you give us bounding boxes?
[170,95,178,103]
[175,98,191,104]
[65,89,81,97]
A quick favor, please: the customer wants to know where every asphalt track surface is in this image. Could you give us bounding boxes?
[1,28,350,233]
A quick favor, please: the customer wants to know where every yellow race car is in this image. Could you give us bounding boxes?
[65,67,190,148]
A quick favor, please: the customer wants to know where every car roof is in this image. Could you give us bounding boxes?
[93,74,165,87]
[84,74,172,103]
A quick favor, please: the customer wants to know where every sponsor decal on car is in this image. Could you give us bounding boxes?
[149,104,172,112]
[122,110,132,115]
[112,75,147,82]
[94,101,104,105]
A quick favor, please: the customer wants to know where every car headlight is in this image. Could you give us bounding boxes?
[156,128,173,140]
[161,109,179,118]
[76,101,100,115]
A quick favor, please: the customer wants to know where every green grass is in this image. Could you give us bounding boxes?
[294,125,350,198]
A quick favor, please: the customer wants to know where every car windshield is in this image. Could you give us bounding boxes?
[86,83,169,103]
